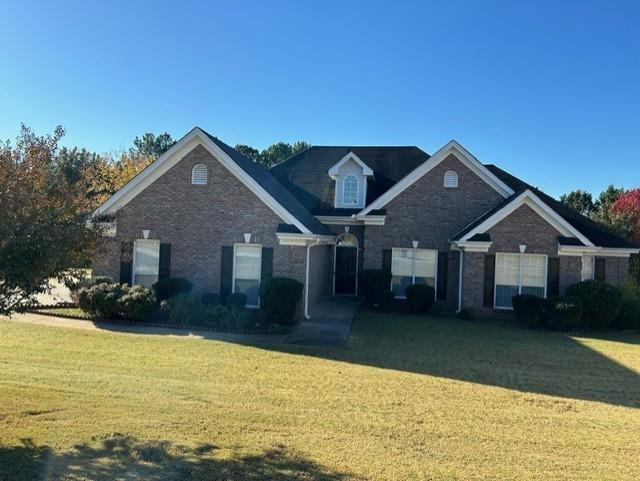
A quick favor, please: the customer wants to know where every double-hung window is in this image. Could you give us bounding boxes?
[233,244,262,307]
[495,253,547,309]
[391,248,437,298]
[133,239,160,288]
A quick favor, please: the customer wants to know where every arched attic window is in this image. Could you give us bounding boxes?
[191,164,208,185]
[444,170,458,188]
[343,175,359,205]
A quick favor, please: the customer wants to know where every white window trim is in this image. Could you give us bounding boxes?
[132,239,160,286]
[494,252,548,310]
[191,163,208,185]
[232,243,262,308]
[581,255,595,281]
[342,175,359,206]
[390,247,438,300]
[444,170,459,188]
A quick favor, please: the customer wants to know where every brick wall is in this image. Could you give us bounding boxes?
[363,154,504,270]
[93,145,307,295]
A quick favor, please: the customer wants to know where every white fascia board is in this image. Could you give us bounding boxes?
[358,140,515,215]
[277,233,335,246]
[558,245,640,258]
[328,152,374,179]
[353,214,386,225]
[451,240,492,252]
[93,127,312,235]
[315,216,361,225]
[459,190,595,247]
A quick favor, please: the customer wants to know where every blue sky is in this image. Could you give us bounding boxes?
[1,0,638,197]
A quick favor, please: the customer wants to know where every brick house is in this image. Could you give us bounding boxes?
[93,127,639,317]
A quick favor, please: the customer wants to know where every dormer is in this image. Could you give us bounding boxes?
[328,152,373,209]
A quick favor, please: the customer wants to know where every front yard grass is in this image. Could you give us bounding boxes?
[1,312,639,480]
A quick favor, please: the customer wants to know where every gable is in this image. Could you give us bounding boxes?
[359,140,514,215]
[334,158,367,208]
[94,128,329,235]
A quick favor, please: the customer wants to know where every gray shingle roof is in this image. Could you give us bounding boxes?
[201,130,331,236]
[271,146,430,215]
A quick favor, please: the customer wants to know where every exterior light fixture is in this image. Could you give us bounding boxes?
[412,240,419,248]
[244,233,252,243]
[142,229,150,239]
[519,244,527,253]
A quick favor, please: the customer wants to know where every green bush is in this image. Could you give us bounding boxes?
[118,285,156,321]
[201,292,221,307]
[546,296,583,331]
[260,277,304,325]
[405,284,436,314]
[152,277,193,302]
[511,294,545,328]
[616,281,640,330]
[160,293,202,325]
[358,270,394,308]
[565,280,623,329]
[78,283,125,320]
[203,305,231,328]
[227,293,247,316]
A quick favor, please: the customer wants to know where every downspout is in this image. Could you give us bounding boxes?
[451,245,464,313]
[304,238,321,319]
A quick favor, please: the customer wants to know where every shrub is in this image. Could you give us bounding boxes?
[616,281,640,330]
[201,292,221,307]
[203,305,230,328]
[68,275,114,303]
[227,293,247,316]
[546,296,583,331]
[260,277,304,325]
[511,294,545,328]
[565,280,623,329]
[405,284,436,314]
[160,293,202,325]
[458,308,477,321]
[118,285,156,321]
[78,283,125,320]
[358,270,394,308]
[152,277,193,302]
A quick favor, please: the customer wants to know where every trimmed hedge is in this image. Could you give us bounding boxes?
[405,284,435,314]
[512,294,545,328]
[152,277,193,302]
[616,281,640,330]
[546,296,583,331]
[458,308,477,321]
[260,277,303,325]
[201,292,222,307]
[78,283,126,320]
[118,285,156,321]
[565,280,623,329]
[359,270,394,308]
[227,292,247,316]
[160,293,202,325]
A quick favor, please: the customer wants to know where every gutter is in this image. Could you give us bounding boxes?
[304,238,322,319]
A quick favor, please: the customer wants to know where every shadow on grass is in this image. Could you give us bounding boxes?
[272,311,640,409]
[0,436,358,481]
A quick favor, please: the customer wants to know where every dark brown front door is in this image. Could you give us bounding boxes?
[335,246,357,295]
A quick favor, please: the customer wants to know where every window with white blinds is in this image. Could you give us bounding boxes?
[234,244,262,307]
[133,240,160,288]
[191,164,208,185]
[495,253,547,309]
[391,248,437,298]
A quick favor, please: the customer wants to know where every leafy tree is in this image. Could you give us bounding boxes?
[613,188,640,243]
[0,125,103,315]
[560,189,595,216]
[592,185,628,235]
[235,140,311,168]
[130,132,176,158]
[234,144,263,164]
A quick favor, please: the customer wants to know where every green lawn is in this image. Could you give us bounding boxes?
[1,312,639,481]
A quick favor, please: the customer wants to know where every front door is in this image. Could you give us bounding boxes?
[335,245,357,295]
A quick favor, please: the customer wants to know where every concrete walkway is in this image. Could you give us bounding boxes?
[4,313,288,345]
[286,297,359,347]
